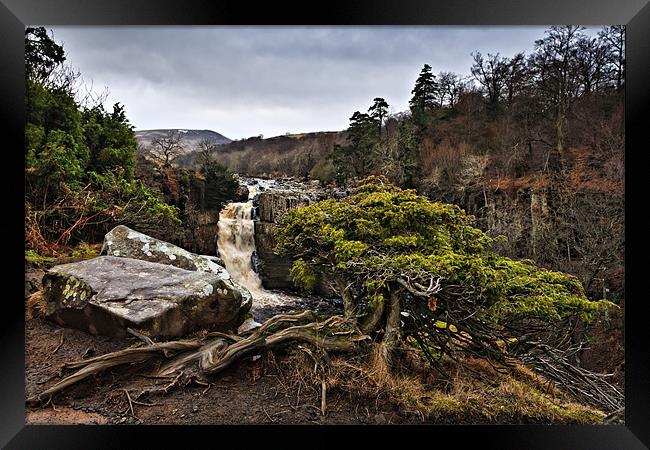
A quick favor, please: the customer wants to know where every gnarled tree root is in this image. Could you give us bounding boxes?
[27,311,369,406]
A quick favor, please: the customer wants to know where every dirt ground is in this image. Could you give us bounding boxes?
[26,262,416,426]
[24,264,624,426]
[25,317,420,425]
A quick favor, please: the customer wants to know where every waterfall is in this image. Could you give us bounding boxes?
[216,200,266,298]
[216,179,290,315]
[216,178,341,322]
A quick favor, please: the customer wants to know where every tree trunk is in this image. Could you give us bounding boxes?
[334,277,357,324]
[361,295,385,334]
[556,105,566,170]
[382,288,402,353]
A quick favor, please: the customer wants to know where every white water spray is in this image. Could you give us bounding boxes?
[217,201,266,298]
[216,179,289,311]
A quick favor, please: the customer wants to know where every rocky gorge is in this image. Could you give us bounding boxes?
[252,179,321,290]
[25,176,620,427]
[248,177,346,297]
[39,178,342,341]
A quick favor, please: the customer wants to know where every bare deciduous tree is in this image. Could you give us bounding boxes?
[598,25,625,89]
[528,25,586,168]
[470,52,509,107]
[437,71,467,108]
[149,130,185,168]
[195,138,218,168]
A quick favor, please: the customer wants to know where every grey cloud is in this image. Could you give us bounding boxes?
[49,26,596,139]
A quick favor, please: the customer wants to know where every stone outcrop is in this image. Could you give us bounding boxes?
[43,256,249,337]
[254,220,295,289]
[256,188,313,224]
[101,225,252,316]
[253,188,312,290]
[252,181,335,296]
[185,210,221,256]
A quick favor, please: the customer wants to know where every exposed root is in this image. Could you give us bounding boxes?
[127,328,154,346]
[51,330,65,354]
[27,340,203,406]
[27,308,613,425]
[122,389,138,420]
[321,380,327,416]
[27,311,368,406]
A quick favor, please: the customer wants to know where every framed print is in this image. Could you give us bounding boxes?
[2,0,648,448]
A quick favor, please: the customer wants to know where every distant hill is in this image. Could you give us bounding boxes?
[135,129,232,158]
[174,130,347,173]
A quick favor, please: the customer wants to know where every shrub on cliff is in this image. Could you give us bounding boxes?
[276,176,614,362]
[201,160,239,211]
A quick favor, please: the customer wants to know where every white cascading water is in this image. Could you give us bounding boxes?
[216,179,288,312]
[217,201,267,298]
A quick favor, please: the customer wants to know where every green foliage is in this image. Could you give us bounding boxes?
[329,111,377,185]
[25,77,90,202]
[276,176,613,330]
[87,172,181,226]
[28,129,88,191]
[368,97,389,137]
[409,63,438,127]
[24,28,181,249]
[308,158,337,184]
[329,97,396,186]
[25,27,66,84]
[397,116,422,188]
[70,242,102,259]
[290,259,318,292]
[25,249,56,266]
[82,103,137,179]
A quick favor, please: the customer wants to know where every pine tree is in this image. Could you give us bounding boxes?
[409,64,437,125]
[368,97,389,137]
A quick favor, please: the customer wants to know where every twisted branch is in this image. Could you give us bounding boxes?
[27,311,368,406]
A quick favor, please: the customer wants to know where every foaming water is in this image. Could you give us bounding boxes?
[217,201,267,298]
[217,178,342,321]
[216,191,293,316]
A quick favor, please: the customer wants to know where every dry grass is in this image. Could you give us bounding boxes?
[265,344,605,424]
[25,202,60,258]
[27,290,47,320]
[565,146,623,194]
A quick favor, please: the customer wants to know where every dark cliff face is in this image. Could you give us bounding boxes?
[253,188,312,291]
[252,182,336,296]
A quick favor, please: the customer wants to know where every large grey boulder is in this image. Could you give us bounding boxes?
[101,225,252,313]
[102,225,226,274]
[43,256,248,338]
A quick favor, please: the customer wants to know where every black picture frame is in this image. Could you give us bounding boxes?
[2,0,648,448]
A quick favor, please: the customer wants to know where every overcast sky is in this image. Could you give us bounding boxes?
[49,26,597,140]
